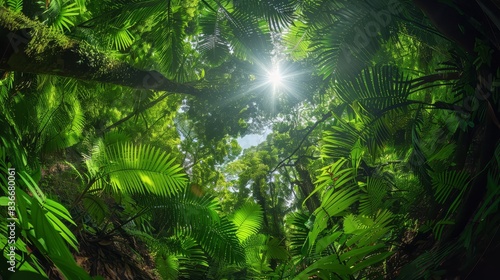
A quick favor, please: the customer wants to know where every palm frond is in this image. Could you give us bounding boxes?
[195,216,246,265]
[176,237,210,278]
[0,145,89,279]
[146,189,245,265]
[310,158,356,201]
[39,93,85,153]
[406,105,433,192]
[321,123,361,160]
[431,171,470,240]
[11,80,85,154]
[233,0,297,31]
[306,0,423,80]
[6,0,22,12]
[198,5,231,65]
[285,211,310,257]
[432,171,469,204]
[398,242,460,280]
[293,254,350,280]
[155,254,180,279]
[108,21,135,50]
[82,193,110,225]
[87,142,188,197]
[205,0,273,58]
[308,3,380,79]
[146,235,209,279]
[282,20,310,60]
[295,209,394,279]
[241,233,271,273]
[472,172,500,223]
[264,236,289,261]
[44,0,80,32]
[334,65,412,115]
[346,209,394,248]
[148,188,221,229]
[309,186,360,245]
[151,8,187,78]
[229,201,263,242]
[85,0,167,27]
[359,177,389,215]
[30,197,91,279]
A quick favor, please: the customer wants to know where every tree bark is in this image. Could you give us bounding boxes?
[0,7,202,96]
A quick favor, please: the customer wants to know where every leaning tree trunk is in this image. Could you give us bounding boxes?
[413,0,500,58]
[0,7,202,95]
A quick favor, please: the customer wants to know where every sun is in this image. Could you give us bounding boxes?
[268,67,283,87]
[253,60,302,100]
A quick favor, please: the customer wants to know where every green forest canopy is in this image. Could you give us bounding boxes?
[1,0,499,279]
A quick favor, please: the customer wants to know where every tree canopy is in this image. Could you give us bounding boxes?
[1,0,500,279]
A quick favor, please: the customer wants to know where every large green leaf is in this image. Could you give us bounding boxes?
[31,198,91,280]
[309,186,360,246]
[293,254,351,280]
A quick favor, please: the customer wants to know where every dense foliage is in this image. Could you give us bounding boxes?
[1,0,499,279]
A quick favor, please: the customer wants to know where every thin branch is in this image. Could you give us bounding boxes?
[101,92,172,133]
[271,111,332,173]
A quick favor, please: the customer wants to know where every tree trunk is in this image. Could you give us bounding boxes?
[0,7,202,95]
[295,163,320,213]
[413,0,500,57]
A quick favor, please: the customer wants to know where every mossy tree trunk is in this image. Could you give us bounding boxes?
[0,7,202,95]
